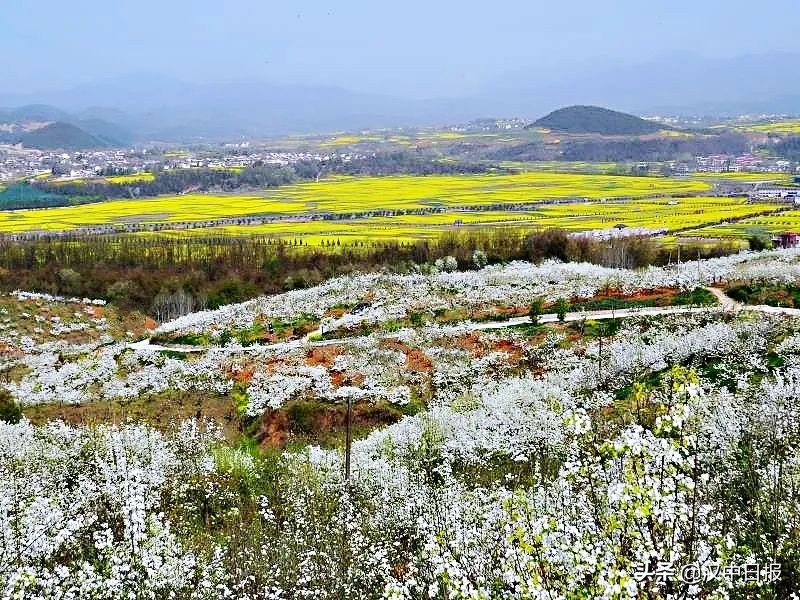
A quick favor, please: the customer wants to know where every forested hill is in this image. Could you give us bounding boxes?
[531,105,666,135]
[18,122,116,150]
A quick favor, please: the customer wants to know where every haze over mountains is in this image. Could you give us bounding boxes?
[1,53,798,144]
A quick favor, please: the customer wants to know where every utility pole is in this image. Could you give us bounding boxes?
[598,330,603,382]
[697,249,701,285]
[344,395,352,481]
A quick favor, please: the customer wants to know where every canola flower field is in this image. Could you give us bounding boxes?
[690,172,794,182]
[145,197,778,245]
[0,172,716,235]
[267,173,712,211]
[738,119,800,135]
[104,173,156,184]
[317,129,532,148]
[684,208,800,238]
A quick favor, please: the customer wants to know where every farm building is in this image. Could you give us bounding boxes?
[749,187,799,202]
[773,232,800,248]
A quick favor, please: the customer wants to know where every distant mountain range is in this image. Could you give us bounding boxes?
[1,52,798,146]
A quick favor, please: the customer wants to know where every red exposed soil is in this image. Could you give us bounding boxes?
[305,345,345,368]
[454,333,484,356]
[622,287,677,301]
[593,287,624,298]
[258,410,290,448]
[0,343,23,360]
[381,339,433,373]
[491,339,525,364]
[330,370,365,387]
[84,306,105,318]
[230,364,256,384]
[452,333,524,365]
[256,401,402,450]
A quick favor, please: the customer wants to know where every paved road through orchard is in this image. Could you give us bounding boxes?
[127,287,800,354]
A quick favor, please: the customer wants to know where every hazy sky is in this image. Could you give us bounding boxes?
[3,0,799,98]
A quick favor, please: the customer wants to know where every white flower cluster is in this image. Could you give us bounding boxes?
[0,419,220,598]
[2,310,799,598]
[158,248,800,337]
[11,290,107,306]
[8,346,233,406]
[245,362,413,415]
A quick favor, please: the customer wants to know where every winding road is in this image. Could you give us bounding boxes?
[126,287,800,355]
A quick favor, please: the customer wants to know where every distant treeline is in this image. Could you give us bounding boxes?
[493,134,750,163]
[37,165,295,202]
[773,137,800,162]
[308,153,492,177]
[0,183,73,211]
[30,152,498,205]
[0,229,742,319]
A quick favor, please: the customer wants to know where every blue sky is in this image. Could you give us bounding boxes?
[2,0,799,97]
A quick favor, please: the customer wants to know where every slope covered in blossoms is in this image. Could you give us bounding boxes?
[157,247,800,337]
[3,249,800,598]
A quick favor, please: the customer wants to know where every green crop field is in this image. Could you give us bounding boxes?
[0,172,715,234]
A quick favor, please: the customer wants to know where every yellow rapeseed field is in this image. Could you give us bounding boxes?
[739,120,800,135]
[690,172,793,182]
[684,209,800,238]
[140,197,778,246]
[0,194,293,233]
[0,173,714,234]
[105,173,156,184]
[260,173,711,213]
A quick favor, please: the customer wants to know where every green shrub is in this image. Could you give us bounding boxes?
[0,389,21,424]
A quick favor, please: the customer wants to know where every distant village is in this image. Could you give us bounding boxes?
[0,144,353,184]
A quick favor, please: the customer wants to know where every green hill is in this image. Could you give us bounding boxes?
[18,121,115,150]
[532,105,666,135]
[74,118,133,146]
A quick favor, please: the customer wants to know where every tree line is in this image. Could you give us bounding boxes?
[32,152,499,205]
[492,134,750,163]
[0,229,742,320]
[773,137,800,162]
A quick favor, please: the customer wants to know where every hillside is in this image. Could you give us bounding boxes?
[17,121,115,150]
[0,104,70,122]
[73,118,133,146]
[532,105,666,135]
[5,249,800,597]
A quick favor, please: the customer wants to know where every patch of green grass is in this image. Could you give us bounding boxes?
[152,332,212,346]
[158,349,189,360]
[569,297,659,311]
[671,287,718,306]
[726,283,800,308]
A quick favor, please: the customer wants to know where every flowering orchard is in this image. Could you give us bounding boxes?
[3,249,800,598]
[157,247,800,338]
